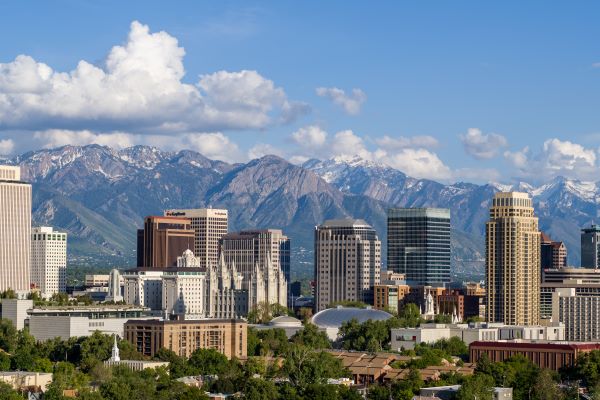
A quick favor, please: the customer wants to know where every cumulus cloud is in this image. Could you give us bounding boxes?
[33,130,136,149]
[0,139,14,155]
[0,21,304,134]
[460,128,508,159]
[504,139,597,181]
[316,87,366,115]
[247,143,283,160]
[374,135,439,149]
[291,125,328,148]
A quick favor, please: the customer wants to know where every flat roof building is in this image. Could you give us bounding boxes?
[124,319,247,359]
[137,216,195,268]
[581,224,600,268]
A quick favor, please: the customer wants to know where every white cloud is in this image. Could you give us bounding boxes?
[331,130,372,160]
[316,87,366,115]
[181,133,242,162]
[504,139,597,181]
[33,130,136,149]
[0,21,304,134]
[291,125,327,148]
[374,135,439,149]
[247,143,283,160]
[0,139,14,155]
[378,147,452,180]
[460,128,508,159]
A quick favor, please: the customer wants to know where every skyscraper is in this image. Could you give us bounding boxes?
[486,192,541,325]
[164,208,228,268]
[540,232,567,269]
[0,166,31,293]
[137,216,195,268]
[314,219,381,311]
[387,208,451,286]
[581,224,600,268]
[31,226,67,297]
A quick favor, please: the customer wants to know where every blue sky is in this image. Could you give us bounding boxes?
[1,1,600,183]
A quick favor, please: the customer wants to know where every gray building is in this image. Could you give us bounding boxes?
[314,219,381,311]
[581,224,600,268]
[387,208,450,286]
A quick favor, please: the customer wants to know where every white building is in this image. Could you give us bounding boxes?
[0,298,33,330]
[31,226,67,298]
[553,287,600,341]
[125,250,248,319]
[27,305,153,341]
[0,165,31,293]
[105,269,123,302]
[248,252,287,309]
[104,335,169,371]
[390,322,564,351]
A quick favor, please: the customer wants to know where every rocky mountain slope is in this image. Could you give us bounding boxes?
[11,145,597,278]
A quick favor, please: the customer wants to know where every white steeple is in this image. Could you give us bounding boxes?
[110,335,120,362]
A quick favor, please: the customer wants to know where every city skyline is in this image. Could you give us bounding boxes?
[1,2,600,184]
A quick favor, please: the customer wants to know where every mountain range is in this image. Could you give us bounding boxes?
[11,145,597,280]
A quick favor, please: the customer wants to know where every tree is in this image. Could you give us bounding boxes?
[291,323,331,349]
[243,378,278,400]
[0,381,23,400]
[282,344,348,391]
[0,289,16,299]
[78,331,113,371]
[367,384,391,400]
[155,348,190,378]
[398,303,423,327]
[434,314,452,323]
[247,327,261,356]
[339,317,400,352]
[254,328,289,356]
[247,302,291,324]
[188,348,230,376]
[0,319,17,353]
[456,373,495,400]
[533,369,564,400]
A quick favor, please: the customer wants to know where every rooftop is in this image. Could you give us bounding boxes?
[312,307,393,328]
[319,219,371,228]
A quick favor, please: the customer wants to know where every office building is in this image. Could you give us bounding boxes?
[27,305,152,341]
[581,224,600,268]
[486,192,541,325]
[0,298,33,330]
[123,269,164,310]
[387,208,450,286]
[540,232,567,269]
[552,287,600,341]
[124,319,247,359]
[137,216,195,268]
[469,341,600,371]
[220,228,291,284]
[373,271,410,313]
[164,208,228,269]
[314,219,381,311]
[0,165,31,293]
[543,267,600,284]
[31,227,67,298]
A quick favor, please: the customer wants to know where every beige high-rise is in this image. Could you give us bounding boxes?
[486,192,540,325]
[164,208,228,268]
[315,219,381,311]
[0,166,31,293]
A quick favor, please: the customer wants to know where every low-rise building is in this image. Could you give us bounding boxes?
[124,319,247,359]
[0,371,53,393]
[469,341,600,371]
[0,298,33,330]
[391,323,564,351]
[104,336,169,371]
[419,385,512,400]
[251,315,303,338]
[28,305,153,341]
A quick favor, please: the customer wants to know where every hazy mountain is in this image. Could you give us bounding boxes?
[10,145,596,279]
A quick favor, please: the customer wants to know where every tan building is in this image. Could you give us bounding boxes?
[315,219,381,311]
[0,165,31,293]
[124,319,247,359]
[373,271,410,313]
[486,192,541,325]
[31,226,67,297]
[164,208,228,269]
[137,216,195,268]
[465,282,485,297]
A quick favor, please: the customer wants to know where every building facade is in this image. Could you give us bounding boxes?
[164,208,228,269]
[31,227,67,297]
[552,287,600,341]
[581,224,600,268]
[124,319,247,359]
[0,166,31,293]
[314,219,381,311]
[387,208,451,286]
[486,192,541,325]
[137,216,195,268]
[220,229,290,285]
[540,232,567,269]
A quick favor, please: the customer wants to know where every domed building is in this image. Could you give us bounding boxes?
[311,306,394,340]
[252,315,303,338]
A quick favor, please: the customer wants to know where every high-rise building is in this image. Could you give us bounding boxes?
[0,166,31,293]
[552,286,600,341]
[137,216,194,268]
[486,192,541,325]
[540,232,567,269]
[220,229,290,282]
[164,208,228,268]
[387,208,451,286]
[581,224,600,268]
[314,219,381,311]
[31,227,67,297]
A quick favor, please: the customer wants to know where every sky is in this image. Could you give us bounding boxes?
[1,1,600,184]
